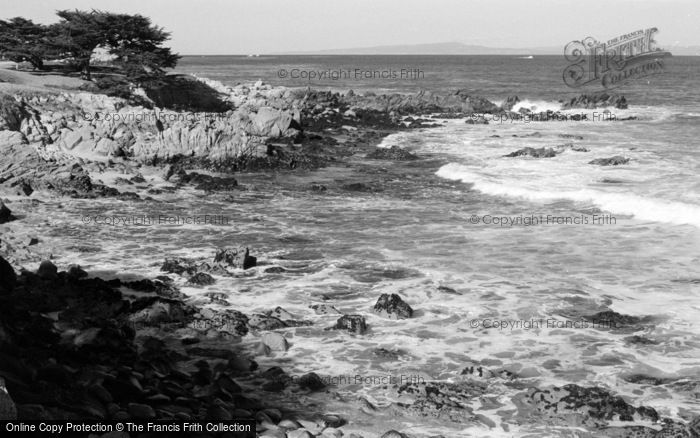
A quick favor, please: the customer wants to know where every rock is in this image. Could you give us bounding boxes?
[248,314,288,331]
[380,431,408,438]
[331,315,367,334]
[373,293,413,319]
[66,265,88,279]
[214,247,257,270]
[366,146,418,161]
[0,256,16,295]
[502,95,520,111]
[187,272,215,286]
[588,156,630,166]
[37,260,58,279]
[0,201,17,224]
[321,414,345,428]
[562,93,628,110]
[287,430,313,438]
[128,403,156,419]
[310,304,341,315]
[261,332,289,351]
[160,257,201,277]
[504,147,558,158]
[297,373,326,391]
[321,428,343,438]
[583,310,645,329]
[129,299,190,326]
[519,384,658,428]
[0,377,17,420]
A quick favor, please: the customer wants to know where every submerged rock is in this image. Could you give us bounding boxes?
[373,293,413,319]
[589,156,630,166]
[504,147,558,158]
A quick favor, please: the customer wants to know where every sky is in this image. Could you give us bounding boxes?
[3,0,699,54]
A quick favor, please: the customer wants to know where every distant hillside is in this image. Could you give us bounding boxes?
[282,41,699,56]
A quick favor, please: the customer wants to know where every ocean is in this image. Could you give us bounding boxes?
[50,55,700,435]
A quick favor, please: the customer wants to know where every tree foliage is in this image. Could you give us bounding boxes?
[0,10,179,82]
[0,17,57,69]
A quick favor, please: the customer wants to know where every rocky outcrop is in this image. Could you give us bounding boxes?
[589,156,630,166]
[373,293,413,319]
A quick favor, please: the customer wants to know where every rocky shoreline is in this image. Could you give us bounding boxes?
[1,70,697,437]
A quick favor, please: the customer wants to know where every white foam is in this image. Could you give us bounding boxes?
[437,163,700,227]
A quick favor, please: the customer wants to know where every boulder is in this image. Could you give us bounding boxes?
[213,247,257,270]
[561,93,628,110]
[588,156,629,166]
[0,201,16,224]
[37,260,58,280]
[332,315,367,334]
[373,293,413,319]
[0,256,16,294]
[187,272,215,286]
[261,332,289,351]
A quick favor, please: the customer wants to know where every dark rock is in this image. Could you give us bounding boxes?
[297,372,326,391]
[559,134,584,140]
[247,314,287,331]
[589,156,630,166]
[373,293,413,319]
[213,247,257,270]
[36,260,58,280]
[394,381,487,422]
[0,256,16,294]
[187,272,215,286]
[310,183,327,192]
[66,265,88,279]
[263,266,286,273]
[381,431,409,438]
[366,146,419,161]
[0,201,17,224]
[331,314,367,334]
[342,182,377,192]
[161,257,198,276]
[128,403,156,419]
[562,93,628,110]
[437,285,461,295]
[583,310,645,329]
[520,384,658,428]
[309,304,341,315]
[504,147,558,158]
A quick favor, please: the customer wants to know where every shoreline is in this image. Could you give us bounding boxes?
[1,69,697,438]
